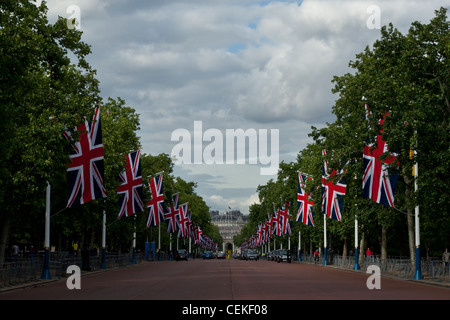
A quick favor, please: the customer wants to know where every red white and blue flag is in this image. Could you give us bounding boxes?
[146,172,166,227]
[177,203,189,238]
[363,105,398,207]
[164,193,179,233]
[266,214,273,240]
[272,207,282,236]
[279,203,292,236]
[296,172,315,226]
[116,150,144,218]
[65,107,107,208]
[321,150,347,222]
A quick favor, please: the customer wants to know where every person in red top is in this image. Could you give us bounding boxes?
[314,249,320,264]
[366,248,373,256]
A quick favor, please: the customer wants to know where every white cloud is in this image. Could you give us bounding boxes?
[42,0,449,213]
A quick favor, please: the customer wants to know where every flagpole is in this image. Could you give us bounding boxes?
[41,182,51,279]
[413,149,423,280]
[354,214,360,270]
[101,210,107,269]
[323,214,327,266]
[169,233,172,261]
[298,231,301,262]
[132,215,136,264]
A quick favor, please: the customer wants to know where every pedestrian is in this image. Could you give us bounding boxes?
[11,244,19,257]
[443,248,450,267]
[314,249,320,265]
[366,248,373,256]
[29,245,35,260]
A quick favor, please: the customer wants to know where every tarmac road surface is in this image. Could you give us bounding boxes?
[1,258,449,300]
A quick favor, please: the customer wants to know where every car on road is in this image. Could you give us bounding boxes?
[175,249,188,261]
[217,251,226,259]
[202,251,213,259]
[275,249,291,263]
[244,249,259,260]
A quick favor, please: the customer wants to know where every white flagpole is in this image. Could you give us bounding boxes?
[413,148,422,280]
[132,214,136,264]
[354,214,360,270]
[41,182,51,279]
[323,214,327,265]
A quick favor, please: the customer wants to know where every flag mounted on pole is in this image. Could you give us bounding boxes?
[65,107,107,208]
[321,150,347,222]
[164,193,180,234]
[279,203,292,236]
[177,203,189,238]
[116,150,144,218]
[296,172,315,226]
[146,172,166,227]
[362,105,398,207]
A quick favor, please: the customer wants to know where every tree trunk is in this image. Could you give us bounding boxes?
[342,235,348,260]
[359,231,365,266]
[381,226,387,264]
[0,213,11,265]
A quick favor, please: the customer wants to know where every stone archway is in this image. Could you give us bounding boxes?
[225,242,233,253]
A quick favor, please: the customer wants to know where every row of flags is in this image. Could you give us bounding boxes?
[63,107,218,250]
[245,104,399,248]
[242,203,293,250]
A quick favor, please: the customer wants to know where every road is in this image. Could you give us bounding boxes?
[1,258,449,300]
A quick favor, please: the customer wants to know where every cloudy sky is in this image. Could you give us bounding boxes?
[41,0,448,214]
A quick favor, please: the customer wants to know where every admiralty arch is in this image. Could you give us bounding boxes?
[210,210,248,254]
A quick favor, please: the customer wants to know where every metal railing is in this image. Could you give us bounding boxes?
[0,252,144,289]
[296,253,450,282]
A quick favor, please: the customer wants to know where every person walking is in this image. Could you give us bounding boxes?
[443,248,449,267]
[314,249,320,265]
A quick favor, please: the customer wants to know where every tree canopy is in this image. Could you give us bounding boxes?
[235,8,449,264]
[0,0,220,262]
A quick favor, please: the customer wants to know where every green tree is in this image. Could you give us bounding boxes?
[0,0,100,263]
[329,7,449,266]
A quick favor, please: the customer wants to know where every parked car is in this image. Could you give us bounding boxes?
[276,249,291,263]
[217,251,226,259]
[202,251,213,259]
[176,249,188,261]
[245,249,259,260]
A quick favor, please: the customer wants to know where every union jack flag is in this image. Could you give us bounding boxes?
[272,207,282,236]
[256,223,263,246]
[321,150,347,221]
[65,107,107,208]
[279,203,292,235]
[116,150,144,218]
[266,214,273,240]
[177,203,189,238]
[187,210,194,239]
[192,224,200,244]
[296,172,315,226]
[164,193,179,233]
[363,106,398,207]
[145,172,166,227]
